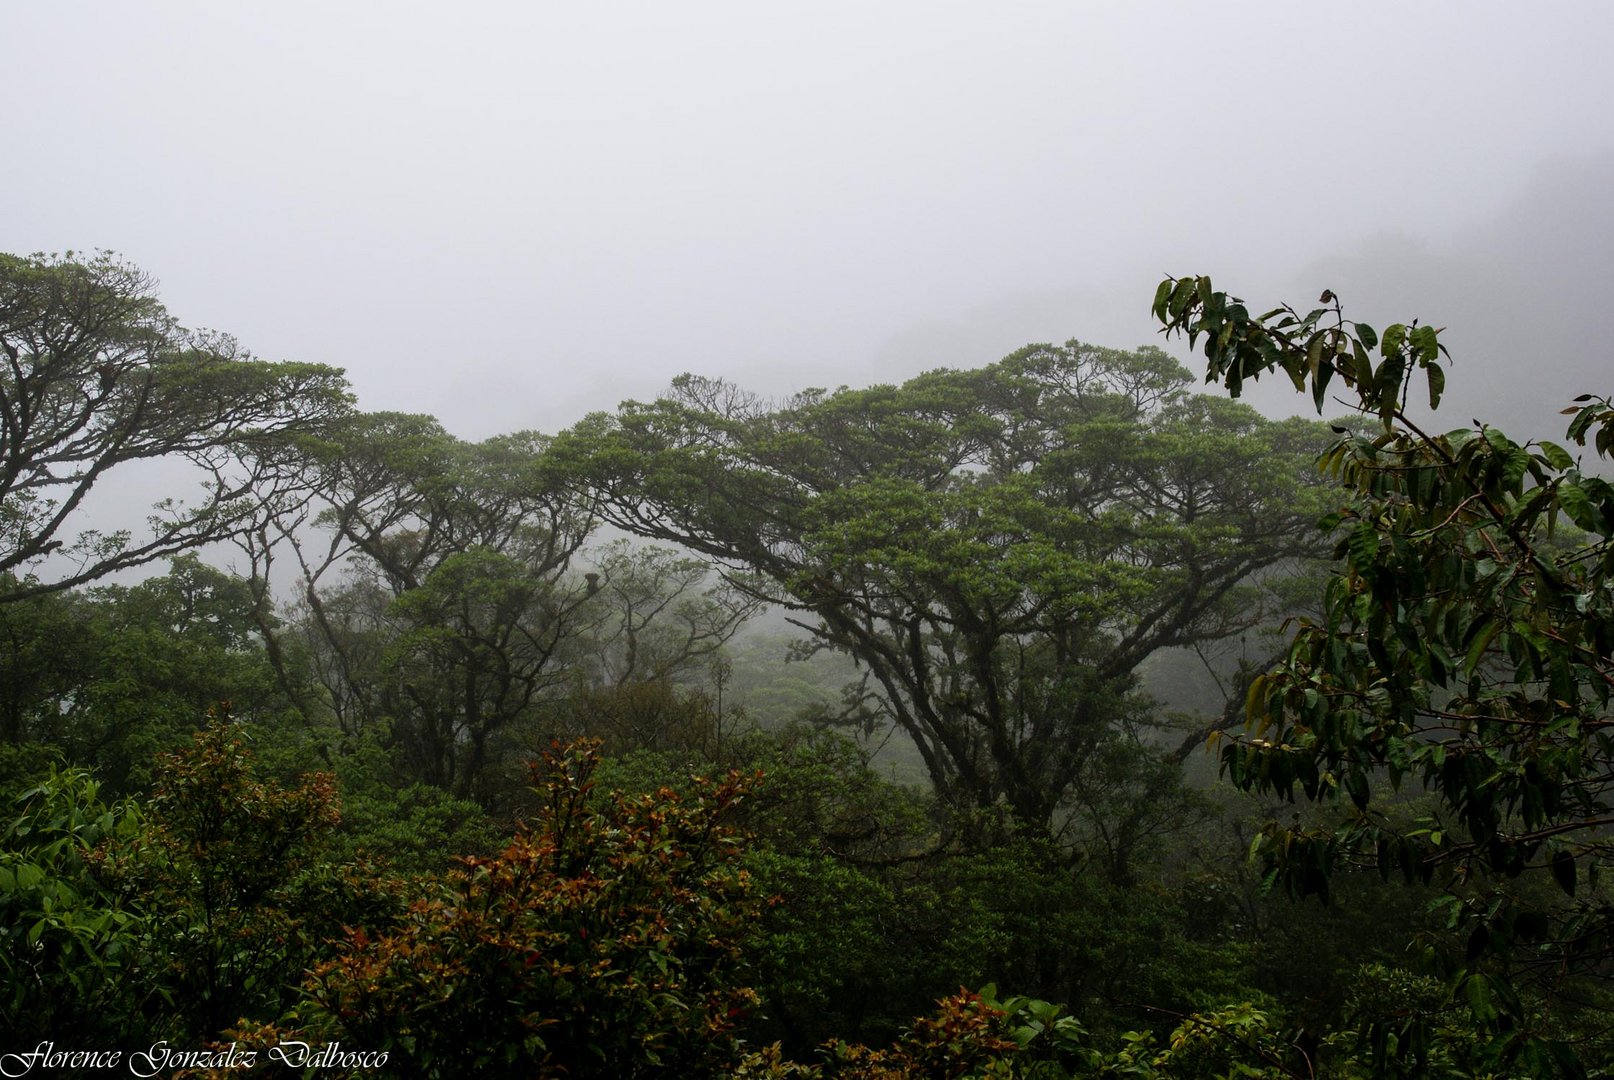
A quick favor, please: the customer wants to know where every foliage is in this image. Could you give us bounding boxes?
[0,557,297,798]
[74,557,292,792]
[0,575,95,744]
[297,739,762,1078]
[739,987,1518,1079]
[1155,275,1614,1073]
[931,841,1261,1035]
[727,725,937,857]
[733,990,1311,1079]
[0,251,351,599]
[261,722,502,875]
[1173,788,1449,1033]
[591,727,963,1049]
[555,344,1331,843]
[0,767,149,1043]
[331,777,501,877]
[746,848,919,1047]
[92,717,396,1040]
[816,987,1053,1078]
[538,671,734,766]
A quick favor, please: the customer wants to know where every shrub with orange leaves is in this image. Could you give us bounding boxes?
[302,739,762,1078]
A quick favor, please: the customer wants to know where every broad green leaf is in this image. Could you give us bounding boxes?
[1306,332,1326,377]
[1312,348,1335,414]
[1559,480,1608,533]
[1381,323,1407,359]
[1538,440,1575,471]
[1151,278,1174,320]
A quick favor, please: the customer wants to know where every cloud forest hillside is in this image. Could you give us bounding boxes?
[2,253,1612,1076]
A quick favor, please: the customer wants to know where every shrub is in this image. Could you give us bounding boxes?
[302,740,762,1078]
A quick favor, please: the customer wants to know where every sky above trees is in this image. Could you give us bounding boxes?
[5,3,1610,447]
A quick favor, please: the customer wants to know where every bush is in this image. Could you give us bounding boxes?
[92,718,401,1040]
[0,767,149,1042]
[300,740,762,1078]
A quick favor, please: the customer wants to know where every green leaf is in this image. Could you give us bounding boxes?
[1312,348,1335,414]
[1348,522,1380,575]
[14,862,43,891]
[1567,404,1597,445]
[1381,323,1406,359]
[1427,363,1445,410]
[1306,332,1326,378]
[1411,324,1441,365]
[1168,276,1197,319]
[1509,484,1553,529]
[1559,481,1609,534]
[1349,340,1374,387]
[1538,440,1575,471]
[1151,279,1174,321]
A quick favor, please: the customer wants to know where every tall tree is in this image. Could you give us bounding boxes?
[555,343,1332,844]
[244,412,600,798]
[0,251,351,598]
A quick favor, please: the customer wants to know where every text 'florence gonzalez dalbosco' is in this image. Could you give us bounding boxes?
[0,1041,390,1076]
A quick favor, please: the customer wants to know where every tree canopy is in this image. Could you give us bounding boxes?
[237,412,600,798]
[0,251,351,599]
[554,342,1333,843]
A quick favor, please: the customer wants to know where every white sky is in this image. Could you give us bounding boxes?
[6,2,1612,447]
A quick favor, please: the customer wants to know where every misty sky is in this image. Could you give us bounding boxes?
[7,3,1612,447]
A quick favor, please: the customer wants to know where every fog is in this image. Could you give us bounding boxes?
[6,2,1611,451]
